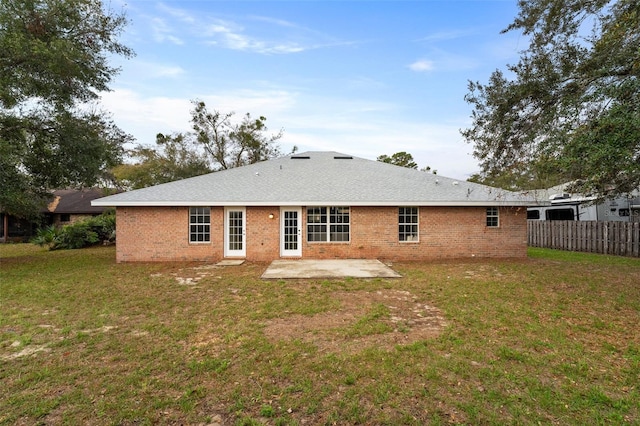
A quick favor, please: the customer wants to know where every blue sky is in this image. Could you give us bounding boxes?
[102,0,523,180]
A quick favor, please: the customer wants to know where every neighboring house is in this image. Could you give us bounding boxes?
[526,183,640,222]
[44,189,109,227]
[1,189,109,242]
[92,151,536,263]
[0,215,37,243]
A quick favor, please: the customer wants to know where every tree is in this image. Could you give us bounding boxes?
[377,152,418,169]
[113,133,211,189]
[191,100,288,170]
[0,0,133,218]
[462,0,639,197]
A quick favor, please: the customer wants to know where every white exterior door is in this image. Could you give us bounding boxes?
[224,207,246,257]
[280,207,302,257]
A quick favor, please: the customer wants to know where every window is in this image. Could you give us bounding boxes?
[307,207,350,242]
[399,207,419,242]
[60,214,71,222]
[189,207,210,243]
[486,207,499,227]
[527,209,540,220]
[545,208,574,221]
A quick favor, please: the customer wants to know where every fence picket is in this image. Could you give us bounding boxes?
[527,220,640,257]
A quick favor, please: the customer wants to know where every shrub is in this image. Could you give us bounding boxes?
[32,211,116,250]
[55,222,100,249]
[31,225,61,249]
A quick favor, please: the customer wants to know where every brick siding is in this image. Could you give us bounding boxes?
[115,206,527,262]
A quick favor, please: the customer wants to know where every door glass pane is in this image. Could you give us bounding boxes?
[228,211,243,250]
[284,211,298,250]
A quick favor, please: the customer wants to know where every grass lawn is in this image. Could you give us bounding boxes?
[1,244,639,425]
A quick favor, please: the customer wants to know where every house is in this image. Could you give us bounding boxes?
[91,151,536,263]
[1,189,109,242]
[0,215,37,243]
[44,189,110,226]
[525,183,640,222]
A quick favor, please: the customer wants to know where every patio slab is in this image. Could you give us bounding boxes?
[261,259,401,279]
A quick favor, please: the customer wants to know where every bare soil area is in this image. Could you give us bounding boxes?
[263,289,447,353]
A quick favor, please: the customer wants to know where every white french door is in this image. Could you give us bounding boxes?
[224,207,246,257]
[280,207,302,257]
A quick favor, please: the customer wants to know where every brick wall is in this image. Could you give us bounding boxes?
[303,206,527,260]
[246,206,280,261]
[115,205,527,262]
[116,206,223,262]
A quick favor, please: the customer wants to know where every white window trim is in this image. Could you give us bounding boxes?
[486,207,500,228]
[306,206,350,243]
[189,207,211,244]
[399,207,420,243]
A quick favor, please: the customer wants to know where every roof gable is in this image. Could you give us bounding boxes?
[47,189,108,214]
[93,151,536,207]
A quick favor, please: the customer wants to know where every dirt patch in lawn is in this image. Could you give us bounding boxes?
[264,289,446,353]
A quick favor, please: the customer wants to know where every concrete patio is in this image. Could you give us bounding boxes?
[261,259,402,279]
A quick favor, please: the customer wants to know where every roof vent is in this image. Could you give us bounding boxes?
[334,156,353,160]
[291,155,310,159]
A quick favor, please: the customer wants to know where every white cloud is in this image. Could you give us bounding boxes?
[202,26,310,54]
[278,119,477,179]
[409,60,435,72]
[156,2,197,25]
[99,86,478,180]
[146,4,348,55]
[151,65,185,78]
[416,29,478,43]
[99,89,193,145]
[119,59,186,80]
[198,89,298,115]
[150,17,184,45]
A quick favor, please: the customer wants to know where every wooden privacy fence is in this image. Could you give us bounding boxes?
[528,221,640,257]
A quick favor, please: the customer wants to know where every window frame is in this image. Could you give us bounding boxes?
[306,206,350,243]
[399,207,419,242]
[189,207,211,243]
[486,207,499,227]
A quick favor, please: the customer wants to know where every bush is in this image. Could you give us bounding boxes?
[31,225,61,249]
[55,222,100,249]
[32,211,116,250]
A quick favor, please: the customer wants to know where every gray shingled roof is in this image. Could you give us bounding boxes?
[92,151,536,207]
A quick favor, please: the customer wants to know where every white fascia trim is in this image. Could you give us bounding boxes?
[92,200,535,207]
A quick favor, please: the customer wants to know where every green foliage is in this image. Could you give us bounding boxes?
[191,100,291,171]
[467,156,564,191]
[377,152,418,169]
[0,0,133,109]
[56,222,99,249]
[113,133,211,189]
[31,225,61,249]
[377,151,437,173]
[462,0,640,197]
[32,211,115,250]
[113,101,291,188]
[0,0,133,218]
